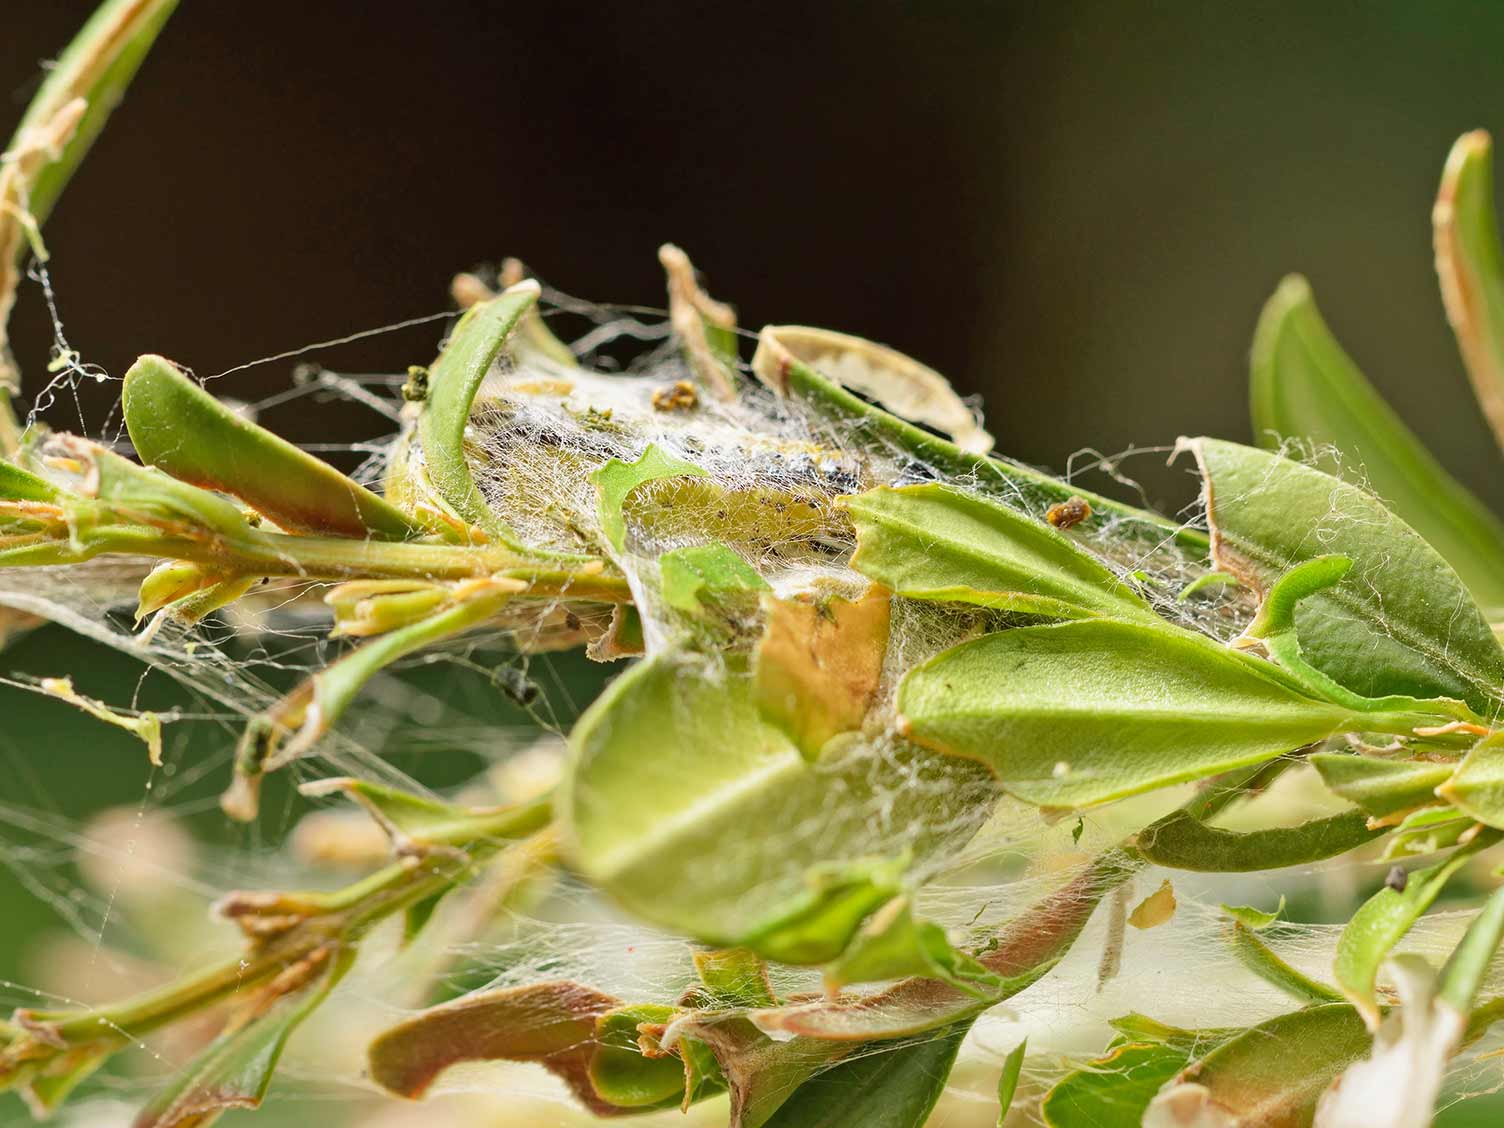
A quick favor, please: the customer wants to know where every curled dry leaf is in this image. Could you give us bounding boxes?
[1128,880,1177,930]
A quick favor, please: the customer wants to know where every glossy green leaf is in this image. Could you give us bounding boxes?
[591,442,709,553]
[417,282,541,541]
[761,1023,970,1128]
[822,895,1001,997]
[1187,436,1504,714]
[1438,730,1504,829]
[1311,753,1455,819]
[1435,130,1504,456]
[1143,1003,1371,1128]
[1224,921,1344,1005]
[123,356,422,540]
[1249,274,1504,614]
[1135,806,1380,872]
[1043,1041,1189,1128]
[136,950,348,1128]
[897,618,1398,809]
[1334,830,1502,1025]
[996,1037,1026,1126]
[842,483,1154,622]
[561,653,993,962]
[660,543,768,613]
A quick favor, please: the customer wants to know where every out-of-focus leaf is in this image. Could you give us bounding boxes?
[822,895,1001,997]
[417,282,542,543]
[1438,730,1504,829]
[760,1023,970,1128]
[1334,831,1502,1026]
[591,442,709,553]
[1220,899,1285,930]
[0,462,61,502]
[1043,1041,1189,1128]
[1311,753,1455,819]
[135,949,348,1128]
[123,355,424,540]
[1382,807,1477,860]
[753,585,890,761]
[842,483,1154,622]
[897,618,1393,809]
[298,777,551,853]
[1440,884,1504,1013]
[367,981,625,1114]
[1144,1004,1371,1128]
[1224,920,1344,1006]
[1135,806,1381,872]
[659,543,768,613]
[1,0,178,419]
[1185,437,1504,714]
[1435,130,1504,456]
[996,1037,1026,1126]
[560,653,993,963]
[1249,274,1504,614]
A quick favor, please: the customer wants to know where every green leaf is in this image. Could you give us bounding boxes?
[1042,1041,1189,1128]
[0,461,61,503]
[1440,885,1504,1012]
[1311,753,1456,819]
[1438,730,1504,829]
[136,950,348,1128]
[122,355,421,539]
[1142,1003,1371,1128]
[298,777,551,853]
[1186,436,1504,715]
[560,652,992,962]
[1224,920,1344,1005]
[1382,807,1478,860]
[660,543,768,612]
[1249,274,1504,614]
[842,484,1154,622]
[1220,898,1285,930]
[1435,130,1504,456]
[692,949,778,1009]
[1334,830,1502,1025]
[762,1022,971,1128]
[1134,806,1381,872]
[590,442,709,553]
[897,618,1391,809]
[417,282,542,543]
[997,1037,1026,1126]
[588,1004,685,1109]
[822,895,1001,998]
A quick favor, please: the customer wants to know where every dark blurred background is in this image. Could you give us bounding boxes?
[5,2,1504,1122]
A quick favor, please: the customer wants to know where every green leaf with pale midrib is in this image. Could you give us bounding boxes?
[1189,437,1504,715]
[1250,274,1504,615]
[898,618,1379,809]
[843,482,1156,624]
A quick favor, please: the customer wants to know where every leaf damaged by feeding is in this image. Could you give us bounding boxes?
[590,442,709,553]
[1127,880,1177,930]
[752,584,890,761]
[39,674,163,766]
